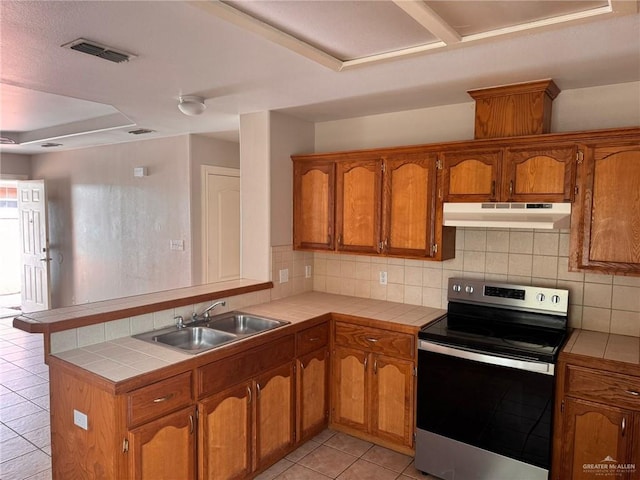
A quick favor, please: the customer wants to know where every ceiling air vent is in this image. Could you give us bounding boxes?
[62,38,136,63]
[128,128,156,135]
[41,143,62,148]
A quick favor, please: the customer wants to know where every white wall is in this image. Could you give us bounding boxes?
[0,153,31,178]
[239,112,272,281]
[31,136,192,307]
[315,82,640,151]
[189,134,240,284]
[269,111,315,247]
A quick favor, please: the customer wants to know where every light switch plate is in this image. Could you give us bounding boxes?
[170,240,185,251]
[305,265,312,278]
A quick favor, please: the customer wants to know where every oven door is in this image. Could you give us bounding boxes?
[416,340,555,480]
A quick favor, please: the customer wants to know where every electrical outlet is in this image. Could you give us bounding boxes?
[279,268,289,283]
[74,409,88,430]
[305,265,312,278]
[379,271,388,285]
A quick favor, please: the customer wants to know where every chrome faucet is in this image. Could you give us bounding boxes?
[193,300,226,321]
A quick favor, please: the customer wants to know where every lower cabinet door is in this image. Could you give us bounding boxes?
[255,362,295,470]
[371,354,414,448]
[128,406,196,480]
[198,382,252,480]
[332,346,368,432]
[297,347,329,442]
[562,397,635,480]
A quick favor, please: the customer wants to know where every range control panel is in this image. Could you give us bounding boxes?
[448,278,569,315]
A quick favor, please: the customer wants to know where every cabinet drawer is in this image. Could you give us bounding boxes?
[297,322,329,356]
[127,371,193,427]
[334,321,414,359]
[566,365,640,411]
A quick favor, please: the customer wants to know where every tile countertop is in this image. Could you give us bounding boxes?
[52,292,446,383]
[561,329,640,367]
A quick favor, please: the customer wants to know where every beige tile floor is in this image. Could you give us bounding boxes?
[0,312,437,480]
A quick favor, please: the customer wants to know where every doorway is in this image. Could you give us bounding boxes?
[0,179,22,316]
[202,166,240,283]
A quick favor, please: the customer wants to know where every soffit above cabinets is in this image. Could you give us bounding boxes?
[196,0,635,71]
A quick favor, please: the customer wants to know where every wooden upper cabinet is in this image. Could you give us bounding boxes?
[382,153,438,257]
[504,145,577,202]
[571,140,640,275]
[441,149,502,202]
[336,158,383,254]
[442,145,576,202]
[293,161,335,250]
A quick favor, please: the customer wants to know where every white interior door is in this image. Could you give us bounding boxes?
[202,166,240,283]
[17,180,51,312]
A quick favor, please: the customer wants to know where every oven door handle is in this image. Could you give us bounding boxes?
[418,340,555,376]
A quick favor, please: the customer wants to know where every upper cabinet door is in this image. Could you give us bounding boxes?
[382,153,438,258]
[572,141,640,275]
[441,149,502,202]
[504,145,577,202]
[336,158,383,254]
[293,161,335,251]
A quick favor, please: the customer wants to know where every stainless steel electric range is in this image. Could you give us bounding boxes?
[415,278,569,480]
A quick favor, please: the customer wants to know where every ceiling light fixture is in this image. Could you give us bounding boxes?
[178,96,206,116]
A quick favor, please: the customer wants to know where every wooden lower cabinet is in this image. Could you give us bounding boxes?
[128,406,196,480]
[560,398,637,480]
[297,347,330,443]
[371,354,414,447]
[198,382,252,480]
[198,362,295,479]
[553,359,640,480]
[255,362,295,470]
[332,344,415,451]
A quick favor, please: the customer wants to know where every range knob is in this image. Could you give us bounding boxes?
[536,293,546,302]
[551,295,561,304]
[452,284,462,292]
[465,285,474,294]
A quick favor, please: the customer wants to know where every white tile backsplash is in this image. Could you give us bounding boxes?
[311,228,640,337]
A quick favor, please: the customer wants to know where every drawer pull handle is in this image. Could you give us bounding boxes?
[625,389,640,396]
[309,337,320,342]
[247,386,252,404]
[364,356,368,371]
[373,359,378,375]
[366,337,379,343]
[153,393,174,403]
[256,383,261,399]
[188,414,194,434]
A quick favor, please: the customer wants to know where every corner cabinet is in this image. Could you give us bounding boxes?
[292,151,455,261]
[331,318,417,453]
[570,136,640,276]
[441,144,577,202]
[552,359,640,480]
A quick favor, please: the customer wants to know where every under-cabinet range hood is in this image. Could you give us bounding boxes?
[443,202,571,229]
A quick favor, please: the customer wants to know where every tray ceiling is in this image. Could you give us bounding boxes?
[203,0,626,70]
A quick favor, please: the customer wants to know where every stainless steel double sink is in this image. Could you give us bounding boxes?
[133,312,289,354]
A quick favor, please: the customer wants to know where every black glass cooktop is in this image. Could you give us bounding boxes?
[419,303,568,363]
